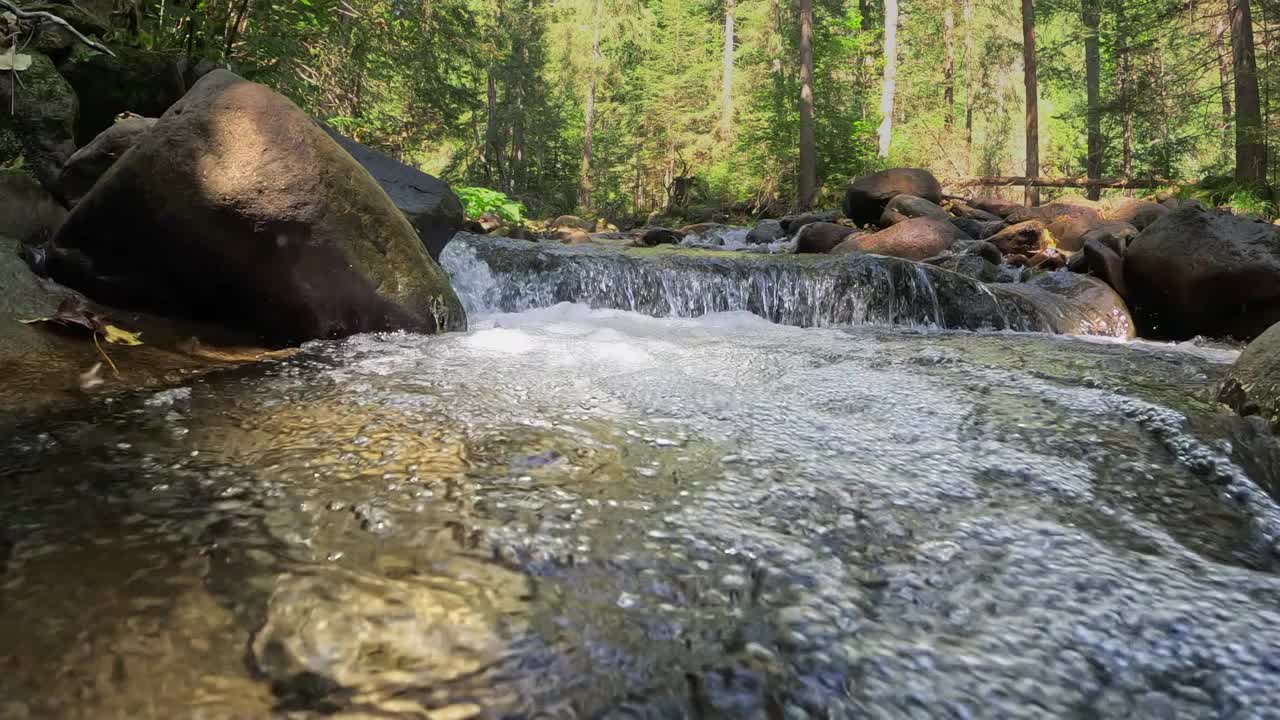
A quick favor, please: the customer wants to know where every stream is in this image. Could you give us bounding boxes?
[2,240,1280,718]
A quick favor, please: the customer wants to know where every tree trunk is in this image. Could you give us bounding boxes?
[485,70,499,184]
[963,0,974,161]
[1229,0,1265,184]
[1083,0,1101,200]
[943,1,955,128]
[721,0,735,138]
[222,0,251,62]
[1116,4,1133,185]
[1216,15,1234,127]
[798,0,816,208]
[578,0,602,212]
[877,0,898,158]
[1021,0,1040,207]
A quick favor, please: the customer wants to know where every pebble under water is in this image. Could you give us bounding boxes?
[3,305,1280,719]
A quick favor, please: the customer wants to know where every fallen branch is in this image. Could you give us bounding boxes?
[949,175,1174,190]
[0,0,115,56]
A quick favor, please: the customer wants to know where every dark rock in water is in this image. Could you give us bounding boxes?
[746,219,785,244]
[320,125,465,261]
[883,193,951,223]
[1105,199,1169,231]
[445,234,1133,337]
[1079,221,1137,255]
[59,48,185,145]
[780,210,840,233]
[1067,250,1089,274]
[988,220,1051,256]
[951,217,1006,240]
[57,115,156,207]
[994,271,1134,339]
[1220,321,1280,433]
[959,240,1003,266]
[43,70,465,345]
[843,168,942,227]
[927,254,998,283]
[835,217,965,261]
[795,222,855,254]
[1084,238,1126,297]
[1006,203,1103,252]
[640,227,683,246]
[552,215,595,232]
[0,170,67,245]
[0,52,77,191]
[1125,207,1280,341]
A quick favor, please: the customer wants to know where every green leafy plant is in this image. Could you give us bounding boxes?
[456,186,525,225]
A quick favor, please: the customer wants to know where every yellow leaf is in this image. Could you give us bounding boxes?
[101,324,143,346]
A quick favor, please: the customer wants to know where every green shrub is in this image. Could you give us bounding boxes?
[456,186,525,225]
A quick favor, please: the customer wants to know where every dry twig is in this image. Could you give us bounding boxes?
[0,0,115,56]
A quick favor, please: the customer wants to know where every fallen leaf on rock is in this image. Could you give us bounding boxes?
[22,297,144,345]
[0,45,30,72]
[176,337,299,363]
[78,362,104,391]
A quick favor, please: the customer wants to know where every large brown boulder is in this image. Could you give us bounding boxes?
[320,125,465,261]
[1006,203,1104,251]
[842,168,942,227]
[1219,321,1280,433]
[1104,199,1169,231]
[795,222,856,254]
[42,70,465,345]
[988,220,1052,256]
[832,217,965,261]
[57,115,157,207]
[0,52,77,191]
[1124,207,1280,340]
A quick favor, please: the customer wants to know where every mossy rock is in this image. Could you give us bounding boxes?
[1220,322,1280,433]
[59,47,184,144]
[0,51,77,190]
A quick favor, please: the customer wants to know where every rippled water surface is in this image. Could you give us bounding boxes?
[3,304,1280,719]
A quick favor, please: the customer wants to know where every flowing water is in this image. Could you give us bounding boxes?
[3,240,1280,719]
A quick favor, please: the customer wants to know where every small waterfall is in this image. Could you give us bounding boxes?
[441,234,1127,337]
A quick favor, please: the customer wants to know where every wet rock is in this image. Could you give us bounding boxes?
[0,51,77,191]
[746,219,785,244]
[1067,250,1090,274]
[43,70,465,345]
[1083,238,1126,297]
[320,125,465,261]
[1105,199,1170,231]
[1220,321,1280,433]
[995,271,1135,339]
[843,168,943,226]
[57,115,156,207]
[795,222,855,254]
[780,210,840,233]
[833,217,966,261]
[639,227,683,246]
[59,48,185,145]
[988,220,1051,256]
[1079,221,1137,255]
[1124,206,1280,340]
[879,208,910,227]
[956,240,1003,266]
[927,254,998,283]
[951,217,1006,240]
[0,170,67,245]
[883,194,950,223]
[1006,203,1104,252]
[551,215,594,232]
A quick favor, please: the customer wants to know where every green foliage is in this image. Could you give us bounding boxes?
[456,187,526,224]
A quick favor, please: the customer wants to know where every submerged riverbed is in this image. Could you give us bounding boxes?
[3,302,1280,718]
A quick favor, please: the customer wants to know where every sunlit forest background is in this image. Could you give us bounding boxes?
[135,0,1280,219]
